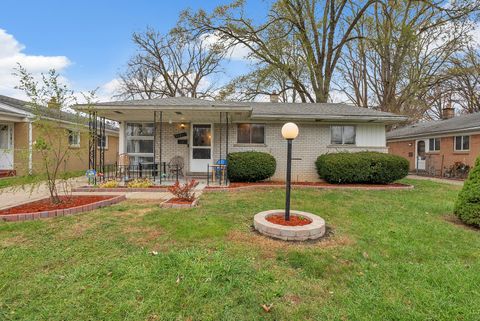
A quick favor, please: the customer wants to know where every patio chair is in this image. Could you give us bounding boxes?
[214,159,228,184]
[168,156,184,180]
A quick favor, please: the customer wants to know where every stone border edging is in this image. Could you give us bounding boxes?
[0,195,126,222]
[72,187,168,192]
[160,198,199,208]
[205,183,413,192]
[254,209,326,241]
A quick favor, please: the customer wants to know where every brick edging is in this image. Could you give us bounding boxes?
[72,187,168,192]
[0,195,126,222]
[204,183,414,192]
[160,198,199,208]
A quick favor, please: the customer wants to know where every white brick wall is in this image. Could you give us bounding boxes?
[154,121,387,181]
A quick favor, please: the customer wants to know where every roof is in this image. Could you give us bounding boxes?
[387,112,480,140]
[75,97,406,122]
[0,95,118,133]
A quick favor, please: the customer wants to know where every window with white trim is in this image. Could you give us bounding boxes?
[330,125,356,145]
[429,138,440,151]
[237,124,265,144]
[68,130,80,147]
[454,135,470,151]
[126,123,154,164]
[97,135,109,149]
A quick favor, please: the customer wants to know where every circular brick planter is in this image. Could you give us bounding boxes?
[254,210,326,241]
[0,195,126,222]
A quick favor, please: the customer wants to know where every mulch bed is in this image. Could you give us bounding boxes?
[0,195,114,215]
[206,181,412,190]
[166,198,195,205]
[266,213,312,226]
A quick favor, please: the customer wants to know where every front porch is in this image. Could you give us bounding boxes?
[87,103,252,186]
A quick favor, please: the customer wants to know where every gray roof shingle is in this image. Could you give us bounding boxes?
[78,97,404,120]
[0,95,118,132]
[387,112,480,140]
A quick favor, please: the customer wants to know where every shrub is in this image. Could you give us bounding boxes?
[168,180,197,201]
[454,156,480,227]
[227,151,276,182]
[315,152,409,184]
[127,178,153,188]
[99,180,119,188]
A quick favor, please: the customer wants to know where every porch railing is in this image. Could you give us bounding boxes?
[100,162,181,183]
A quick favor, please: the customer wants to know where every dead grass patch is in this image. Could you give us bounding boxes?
[0,234,30,248]
[443,214,479,232]
[227,227,354,258]
[123,224,163,247]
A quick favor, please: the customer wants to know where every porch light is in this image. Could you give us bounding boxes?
[281,122,299,221]
[180,123,185,129]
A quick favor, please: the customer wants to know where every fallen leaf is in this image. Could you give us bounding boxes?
[261,303,273,312]
[362,251,369,259]
[151,251,158,256]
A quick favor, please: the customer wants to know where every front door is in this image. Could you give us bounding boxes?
[416,140,426,170]
[190,124,213,172]
[0,124,14,170]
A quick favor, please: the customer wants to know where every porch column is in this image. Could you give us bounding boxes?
[118,122,126,154]
[28,121,33,174]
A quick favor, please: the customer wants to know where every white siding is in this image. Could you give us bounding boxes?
[356,124,386,147]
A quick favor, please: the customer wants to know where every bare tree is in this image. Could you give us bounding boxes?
[183,0,381,103]
[338,0,480,120]
[448,46,480,114]
[116,27,227,100]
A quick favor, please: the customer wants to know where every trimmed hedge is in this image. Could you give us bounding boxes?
[227,151,276,182]
[315,152,409,184]
[454,156,480,227]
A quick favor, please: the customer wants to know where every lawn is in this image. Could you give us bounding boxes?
[0,179,479,320]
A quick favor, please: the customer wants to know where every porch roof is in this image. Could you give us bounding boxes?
[74,97,407,124]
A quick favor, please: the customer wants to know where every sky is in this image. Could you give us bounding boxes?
[0,0,268,102]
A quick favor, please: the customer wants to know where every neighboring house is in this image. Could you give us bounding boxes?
[75,96,405,181]
[0,95,119,177]
[387,108,480,176]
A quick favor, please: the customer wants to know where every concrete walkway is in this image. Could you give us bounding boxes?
[407,175,464,186]
[0,177,88,210]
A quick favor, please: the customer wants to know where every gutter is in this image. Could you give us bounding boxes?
[251,114,408,122]
[387,126,480,141]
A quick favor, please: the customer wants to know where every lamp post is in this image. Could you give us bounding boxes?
[281,122,299,221]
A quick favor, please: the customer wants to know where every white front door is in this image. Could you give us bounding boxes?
[416,140,426,170]
[190,124,213,172]
[0,124,14,170]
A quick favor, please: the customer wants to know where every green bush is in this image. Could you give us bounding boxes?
[315,152,409,184]
[227,151,276,182]
[454,156,480,227]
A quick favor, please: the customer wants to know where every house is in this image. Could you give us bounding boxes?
[75,96,405,182]
[0,95,119,177]
[387,108,480,177]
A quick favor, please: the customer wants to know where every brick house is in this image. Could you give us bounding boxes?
[0,95,119,177]
[387,109,480,177]
[75,97,406,182]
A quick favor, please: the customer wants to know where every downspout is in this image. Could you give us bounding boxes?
[28,121,33,175]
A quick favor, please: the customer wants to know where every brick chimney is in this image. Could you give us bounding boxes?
[442,107,455,120]
[270,91,279,103]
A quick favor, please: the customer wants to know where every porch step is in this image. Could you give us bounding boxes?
[186,172,208,179]
[0,170,16,178]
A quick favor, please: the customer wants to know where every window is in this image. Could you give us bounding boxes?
[429,138,440,151]
[237,124,265,144]
[330,125,356,145]
[97,135,108,149]
[455,135,470,151]
[68,130,80,147]
[126,123,154,164]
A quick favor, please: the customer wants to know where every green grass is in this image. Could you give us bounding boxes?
[0,179,479,320]
[0,170,83,189]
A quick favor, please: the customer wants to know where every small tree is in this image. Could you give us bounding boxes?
[454,156,480,227]
[14,64,93,204]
